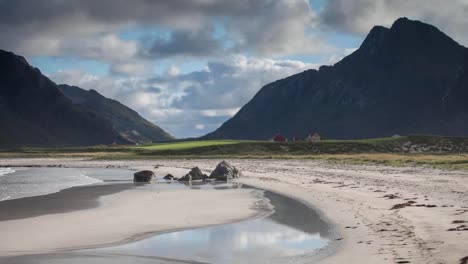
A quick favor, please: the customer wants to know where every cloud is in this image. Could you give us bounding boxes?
[226,0,333,56]
[165,65,181,77]
[195,124,205,130]
[3,32,145,76]
[0,0,334,63]
[326,48,358,65]
[319,0,468,45]
[48,56,316,138]
[110,62,151,76]
[142,27,223,59]
[200,108,241,118]
[172,55,319,110]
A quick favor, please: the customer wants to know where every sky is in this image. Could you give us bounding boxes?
[1,0,468,138]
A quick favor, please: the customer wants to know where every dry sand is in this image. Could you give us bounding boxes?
[1,158,467,264]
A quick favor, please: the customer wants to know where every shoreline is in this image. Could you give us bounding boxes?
[0,183,134,221]
[0,182,333,264]
[0,167,269,257]
[54,186,275,253]
[0,158,467,263]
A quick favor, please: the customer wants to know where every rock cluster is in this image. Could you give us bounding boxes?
[176,161,241,182]
[178,167,208,181]
[133,170,155,182]
[138,161,241,182]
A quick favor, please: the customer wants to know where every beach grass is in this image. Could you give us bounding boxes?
[305,153,468,170]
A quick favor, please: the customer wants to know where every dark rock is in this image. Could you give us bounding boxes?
[163,174,175,180]
[209,161,241,181]
[390,201,417,210]
[460,255,468,264]
[133,170,155,182]
[178,167,208,181]
[383,194,400,199]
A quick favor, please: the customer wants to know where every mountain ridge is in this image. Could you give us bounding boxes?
[203,17,468,140]
[0,49,173,147]
[59,84,174,143]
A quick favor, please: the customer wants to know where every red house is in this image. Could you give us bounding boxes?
[272,134,287,142]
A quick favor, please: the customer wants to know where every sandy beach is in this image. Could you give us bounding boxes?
[0,165,267,257]
[0,158,467,264]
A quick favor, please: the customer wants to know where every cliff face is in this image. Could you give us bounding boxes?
[0,49,172,147]
[204,18,468,140]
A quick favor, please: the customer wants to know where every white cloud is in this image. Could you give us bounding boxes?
[50,70,99,86]
[226,0,334,56]
[200,108,241,117]
[326,48,358,65]
[320,0,468,45]
[48,55,316,138]
[165,65,181,77]
[195,124,205,130]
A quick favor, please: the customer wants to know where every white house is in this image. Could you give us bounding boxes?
[306,133,321,143]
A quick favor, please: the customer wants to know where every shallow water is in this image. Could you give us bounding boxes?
[85,219,327,263]
[82,190,330,264]
[0,168,102,201]
[0,168,332,264]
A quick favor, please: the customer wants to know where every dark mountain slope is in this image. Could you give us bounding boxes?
[59,85,174,143]
[204,18,468,140]
[0,50,130,147]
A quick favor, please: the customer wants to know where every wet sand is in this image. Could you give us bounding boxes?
[0,183,133,221]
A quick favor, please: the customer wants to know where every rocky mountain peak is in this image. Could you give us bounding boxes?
[204,18,468,140]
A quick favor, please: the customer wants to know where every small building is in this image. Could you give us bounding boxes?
[272,134,287,142]
[306,133,321,143]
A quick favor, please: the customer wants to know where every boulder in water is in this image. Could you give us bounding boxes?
[209,161,241,181]
[178,167,208,181]
[163,174,175,180]
[133,170,155,182]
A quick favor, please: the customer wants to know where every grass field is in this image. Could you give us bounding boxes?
[135,140,260,150]
[2,136,468,170]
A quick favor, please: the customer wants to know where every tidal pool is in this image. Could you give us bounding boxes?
[87,191,331,264]
[1,174,332,264]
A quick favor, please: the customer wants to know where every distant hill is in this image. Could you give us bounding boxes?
[204,18,468,140]
[59,85,174,143]
[0,49,172,147]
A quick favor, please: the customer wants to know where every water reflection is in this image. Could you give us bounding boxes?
[83,189,330,264]
[92,217,327,264]
[1,181,331,264]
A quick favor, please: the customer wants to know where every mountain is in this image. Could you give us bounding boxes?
[58,85,174,143]
[204,18,468,140]
[0,49,172,147]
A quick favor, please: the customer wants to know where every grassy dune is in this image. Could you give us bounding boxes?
[2,135,468,170]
